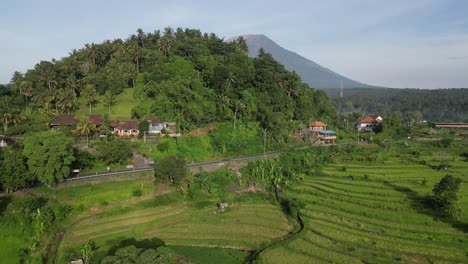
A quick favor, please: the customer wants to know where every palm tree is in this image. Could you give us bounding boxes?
[76,116,95,148]
[19,80,33,104]
[57,89,78,114]
[81,84,97,114]
[0,97,20,132]
[102,90,116,115]
[65,75,80,97]
[86,43,100,65]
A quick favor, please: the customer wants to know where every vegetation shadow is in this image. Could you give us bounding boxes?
[383,181,468,233]
[0,196,12,214]
[107,237,166,255]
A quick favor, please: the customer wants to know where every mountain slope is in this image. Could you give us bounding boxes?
[229,34,371,89]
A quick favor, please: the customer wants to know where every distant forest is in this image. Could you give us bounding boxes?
[326,88,468,122]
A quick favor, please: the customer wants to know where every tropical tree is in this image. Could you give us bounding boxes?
[22,131,75,186]
[19,80,33,104]
[0,149,31,193]
[81,240,96,264]
[81,84,97,114]
[57,88,78,114]
[102,90,116,115]
[76,115,95,148]
[0,97,20,131]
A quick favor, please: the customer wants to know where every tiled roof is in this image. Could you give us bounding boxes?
[310,121,327,127]
[144,116,162,124]
[116,121,139,130]
[361,117,376,123]
[88,114,103,126]
[109,121,119,128]
[51,114,78,126]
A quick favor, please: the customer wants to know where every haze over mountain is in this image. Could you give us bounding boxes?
[229,34,373,89]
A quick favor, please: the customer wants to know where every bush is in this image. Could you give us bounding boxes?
[153,156,187,184]
[132,189,143,197]
[427,175,462,219]
[98,140,133,164]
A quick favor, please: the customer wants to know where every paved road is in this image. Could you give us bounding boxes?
[65,143,357,182]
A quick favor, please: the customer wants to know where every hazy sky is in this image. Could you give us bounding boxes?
[1,0,467,88]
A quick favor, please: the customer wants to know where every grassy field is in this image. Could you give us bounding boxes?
[258,142,468,263]
[76,88,135,120]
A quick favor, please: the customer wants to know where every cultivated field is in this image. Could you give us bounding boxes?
[55,187,293,263]
[259,143,468,263]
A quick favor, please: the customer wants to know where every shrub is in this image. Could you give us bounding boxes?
[153,156,187,184]
[132,189,143,197]
[98,140,133,164]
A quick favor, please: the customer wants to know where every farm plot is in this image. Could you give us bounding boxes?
[58,192,293,263]
[259,158,468,263]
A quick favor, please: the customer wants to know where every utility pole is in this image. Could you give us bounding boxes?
[263,128,267,157]
[340,80,344,98]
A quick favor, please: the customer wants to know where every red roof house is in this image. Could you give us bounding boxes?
[50,114,79,127]
[115,121,139,136]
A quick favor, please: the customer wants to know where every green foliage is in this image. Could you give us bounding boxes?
[100,245,176,264]
[153,156,187,184]
[332,87,468,122]
[97,140,133,165]
[191,167,239,197]
[138,120,149,138]
[22,131,75,185]
[0,149,32,193]
[72,149,96,170]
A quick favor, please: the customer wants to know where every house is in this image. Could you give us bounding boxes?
[359,115,383,132]
[144,116,166,134]
[88,114,103,129]
[115,121,139,136]
[0,136,13,147]
[109,120,120,133]
[297,120,337,145]
[50,114,78,128]
[310,121,327,131]
[318,130,337,144]
[144,116,177,135]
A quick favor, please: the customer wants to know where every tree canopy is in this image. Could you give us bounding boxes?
[22,131,75,185]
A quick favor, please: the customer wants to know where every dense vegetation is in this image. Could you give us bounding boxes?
[327,88,468,122]
[1,27,335,136]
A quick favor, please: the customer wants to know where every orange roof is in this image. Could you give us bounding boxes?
[310,121,327,127]
[360,117,376,123]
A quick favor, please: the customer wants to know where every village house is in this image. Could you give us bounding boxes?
[298,121,337,144]
[144,116,166,134]
[50,114,79,128]
[88,114,104,129]
[114,121,139,136]
[359,115,383,132]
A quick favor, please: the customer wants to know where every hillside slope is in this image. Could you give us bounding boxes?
[229,34,372,89]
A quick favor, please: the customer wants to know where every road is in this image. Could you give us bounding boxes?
[65,143,356,182]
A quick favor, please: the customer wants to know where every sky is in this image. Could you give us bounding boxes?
[1,0,467,88]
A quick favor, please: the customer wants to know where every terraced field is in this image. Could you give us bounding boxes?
[57,192,294,262]
[259,153,468,263]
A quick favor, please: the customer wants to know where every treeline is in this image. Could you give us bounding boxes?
[1,27,336,136]
[327,88,468,122]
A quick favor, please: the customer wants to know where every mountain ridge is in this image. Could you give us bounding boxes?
[228,34,373,89]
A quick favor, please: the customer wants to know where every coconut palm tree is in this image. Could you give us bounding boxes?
[102,90,116,115]
[76,116,95,148]
[81,84,97,114]
[57,89,78,114]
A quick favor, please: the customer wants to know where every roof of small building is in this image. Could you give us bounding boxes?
[310,121,327,127]
[116,121,139,130]
[51,114,78,126]
[360,117,376,123]
[319,130,337,135]
[88,114,103,126]
[144,116,162,124]
[109,121,120,128]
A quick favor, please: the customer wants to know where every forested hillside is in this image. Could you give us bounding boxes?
[0,28,336,137]
[327,88,468,122]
